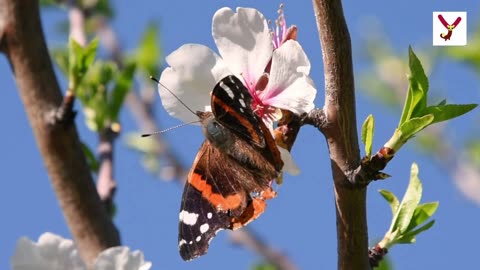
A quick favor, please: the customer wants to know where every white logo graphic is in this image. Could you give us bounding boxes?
[433,12,467,46]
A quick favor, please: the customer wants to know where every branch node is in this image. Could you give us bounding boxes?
[348,146,396,185]
[53,90,77,125]
[301,108,327,131]
[368,245,388,268]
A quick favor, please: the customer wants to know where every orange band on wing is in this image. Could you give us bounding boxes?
[189,172,243,210]
[212,96,262,144]
[230,198,267,230]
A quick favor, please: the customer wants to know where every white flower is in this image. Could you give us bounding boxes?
[11,233,151,270]
[158,7,316,174]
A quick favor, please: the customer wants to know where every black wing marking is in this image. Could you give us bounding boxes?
[211,75,266,147]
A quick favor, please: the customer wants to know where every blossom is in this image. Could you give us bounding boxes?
[158,7,316,174]
[11,232,151,270]
[271,4,298,49]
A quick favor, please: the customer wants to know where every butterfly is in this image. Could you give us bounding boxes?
[177,75,284,261]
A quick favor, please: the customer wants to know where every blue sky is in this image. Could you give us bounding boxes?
[1,0,479,269]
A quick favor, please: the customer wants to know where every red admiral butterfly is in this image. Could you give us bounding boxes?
[178,75,284,261]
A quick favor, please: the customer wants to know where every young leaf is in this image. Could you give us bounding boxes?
[398,114,434,142]
[408,46,429,116]
[51,47,69,75]
[398,47,429,126]
[405,202,439,232]
[81,142,99,173]
[109,62,136,120]
[68,38,99,90]
[390,163,422,234]
[378,189,400,216]
[423,104,478,124]
[396,220,435,244]
[399,84,415,126]
[362,114,375,156]
[134,23,160,76]
[437,99,447,106]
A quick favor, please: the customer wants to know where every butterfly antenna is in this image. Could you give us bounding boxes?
[150,76,197,116]
[141,120,201,137]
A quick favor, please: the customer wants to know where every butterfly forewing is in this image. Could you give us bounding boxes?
[211,75,266,148]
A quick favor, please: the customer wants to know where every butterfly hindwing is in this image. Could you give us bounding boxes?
[178,178,230,261]
[179,141,249,261]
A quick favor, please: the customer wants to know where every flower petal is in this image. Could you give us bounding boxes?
[11,233,85,270]
[278,147,300,175]
[159,44,231,123]
[212,7,273,87]
[93,247,152,270]
[260,40,317,114]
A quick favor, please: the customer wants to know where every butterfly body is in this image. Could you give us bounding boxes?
[178,75,283,261]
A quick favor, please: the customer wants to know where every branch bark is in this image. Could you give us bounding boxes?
[312,0,369,269]
[0,0,120,268]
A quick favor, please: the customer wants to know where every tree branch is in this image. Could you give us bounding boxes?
[312,0,368,269]
[0,0,120,267]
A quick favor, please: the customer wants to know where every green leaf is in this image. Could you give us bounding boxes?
[437,99,447,106]
[398,46,429,126]
[134,23,160,76]
[406,202,439,232]
[423,104,477,124]
[408,46,429,114]
[109,62,136,120]
[396,220,435,244]
[81,142,99,173]
[362,114,375,156]
[68,38,99,90]
[51,47,69,75]
[379,189,400,216]
[398,114,434,141]
[390,163,422,234]
[83,38,99,68]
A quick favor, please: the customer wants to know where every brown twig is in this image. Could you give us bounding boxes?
[66,1,120,218]
[0,0,120,268]
[312,0,369,269]
[97,125,120,216]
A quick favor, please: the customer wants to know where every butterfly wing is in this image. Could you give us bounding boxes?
[211,75,283,172]
[179,141,249,261]
[211,75,266,147]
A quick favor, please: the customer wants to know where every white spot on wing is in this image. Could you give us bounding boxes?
[220,82,235,99]
[189,241,193,244]
[207,212,213,219]
[179,210,199,226]
[239,99,246,108]
[196,235,202,242]
[200,223,210,233]
[178,239,187,248]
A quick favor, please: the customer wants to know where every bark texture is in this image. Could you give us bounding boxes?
[312,0,369,269]
[0,0,120,267]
